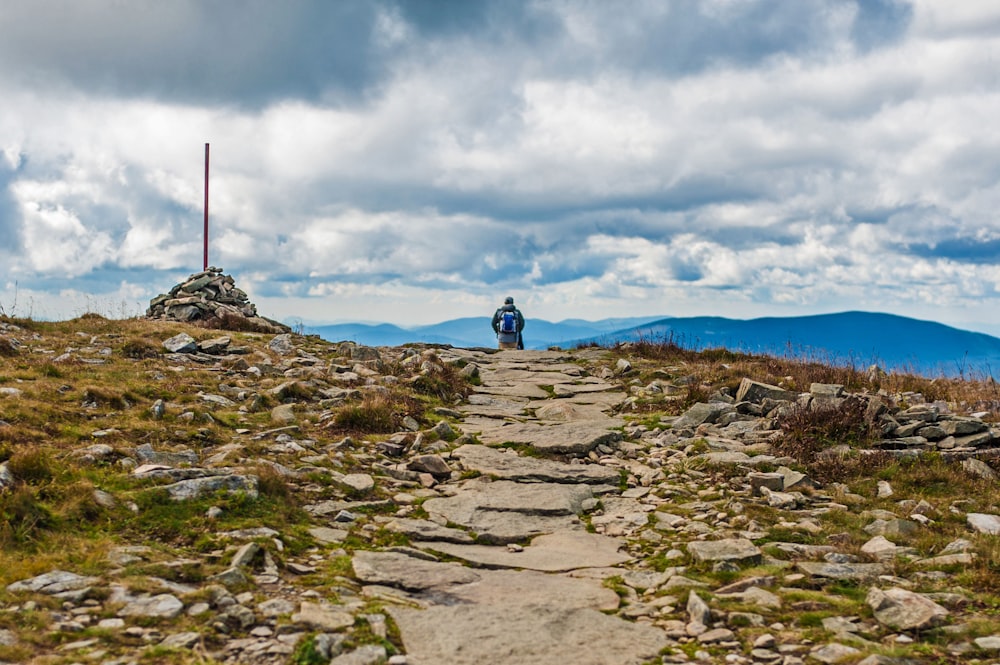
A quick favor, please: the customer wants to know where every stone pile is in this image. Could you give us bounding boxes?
[145,267,289,334]
[2,330,1000,663]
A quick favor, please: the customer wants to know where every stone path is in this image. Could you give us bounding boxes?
[356,349,669,664]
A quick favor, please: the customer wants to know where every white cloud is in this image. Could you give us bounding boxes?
[3,0,1000,333]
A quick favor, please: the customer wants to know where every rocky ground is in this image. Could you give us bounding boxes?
[1,320,1000,664]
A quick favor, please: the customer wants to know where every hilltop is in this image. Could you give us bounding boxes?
[1,315,1000,664]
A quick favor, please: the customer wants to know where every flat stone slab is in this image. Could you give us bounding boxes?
[479,368,584,385]
[796,561,888,582]
[460,394,531,417]
[6,571,99,595]
[418,531,631,572]
[387,604,669,665]
[352,551,481,591]
[687,539,763,566]
[532,401,615,422]
[444,568,620,611]
[473,384,553,399]
[383,518,475,544]
[451,445,620,485]
[462,419,623,454]
[422,478,592,543]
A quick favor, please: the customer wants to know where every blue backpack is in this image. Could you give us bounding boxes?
[500,310,518,334]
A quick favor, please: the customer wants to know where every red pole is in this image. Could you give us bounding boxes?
[203,143,210,271]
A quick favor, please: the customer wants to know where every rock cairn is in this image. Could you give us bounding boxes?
[145,267,289,334]
[2,331,1000,663]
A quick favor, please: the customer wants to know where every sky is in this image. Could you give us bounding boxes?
[3,1,1000,334]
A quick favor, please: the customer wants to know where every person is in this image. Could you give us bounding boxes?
[491,296,525,350]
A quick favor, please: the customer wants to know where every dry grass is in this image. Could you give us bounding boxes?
[329,391,420,435]
[772,397,879,464]
[610,335,1000,422]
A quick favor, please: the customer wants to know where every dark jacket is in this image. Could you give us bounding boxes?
[491,304,524,344]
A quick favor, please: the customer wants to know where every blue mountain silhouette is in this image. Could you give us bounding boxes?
[305,311,1000,378]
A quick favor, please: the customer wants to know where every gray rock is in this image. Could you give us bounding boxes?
[443,568,620,611]
[810,383,844,397]
[197,336,231,354]
[407,454,452,477]
[268,334,295,355]
[330,645,387,665]
[337,473,376,494]
[452,444,619,485]
[796,562,887,581]
[687,539,762,566]
[383,518,475,544]
[6,570,99,595]
[387,604,669,665]
[962,458,998,481]
[308,526,349,544]
[162,474,258,501]
[974,636,1000,651]
[735,378,798,403]
[809,643,862,663]
[422,478,593,543]
[352,551,482,590]
[200,393,236,408]
[673,402,734,429]
[866,587,948,631]
[748,472,784,495]
[162,333,197,354]
[292,602,355,631]
[159,632,201,649]
[697,627,736,643]
[864,519,919,537]
[967,513,1000,535]
[117,593,184,618]
[687,591,712,626]
[417,531,631,572]
[270,403,296,424]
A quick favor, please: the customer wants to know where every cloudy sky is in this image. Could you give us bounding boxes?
[3,1,1000,334]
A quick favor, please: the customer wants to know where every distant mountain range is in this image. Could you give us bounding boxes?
[302,311,1000,378]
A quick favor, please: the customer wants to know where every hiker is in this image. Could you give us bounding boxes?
[491,296,525,350]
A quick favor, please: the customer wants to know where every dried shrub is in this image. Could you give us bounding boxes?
[808,449,895,484]
[0,486,54,546]
[81,387,132,410]
[0,336,17,357]
[56,481,108,523]
[255,464,294,502]
[773,397,879,465]
[122,338,161,359]
[6,446,55,485]
[330,392,419,435]
[194,310,289,334]
[409,361,470,402]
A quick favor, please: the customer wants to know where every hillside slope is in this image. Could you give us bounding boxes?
[2,315,1000,663]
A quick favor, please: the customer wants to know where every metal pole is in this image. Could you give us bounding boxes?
[203,142,210,271]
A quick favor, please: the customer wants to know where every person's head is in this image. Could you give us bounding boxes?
[504,296,514,305]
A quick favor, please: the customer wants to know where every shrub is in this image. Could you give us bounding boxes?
[773,397,878,465]
[333,394,399,434]
[122,338,161,359]
[0,337,17,357]
[6,446,55,485]
[0,486,54,546]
